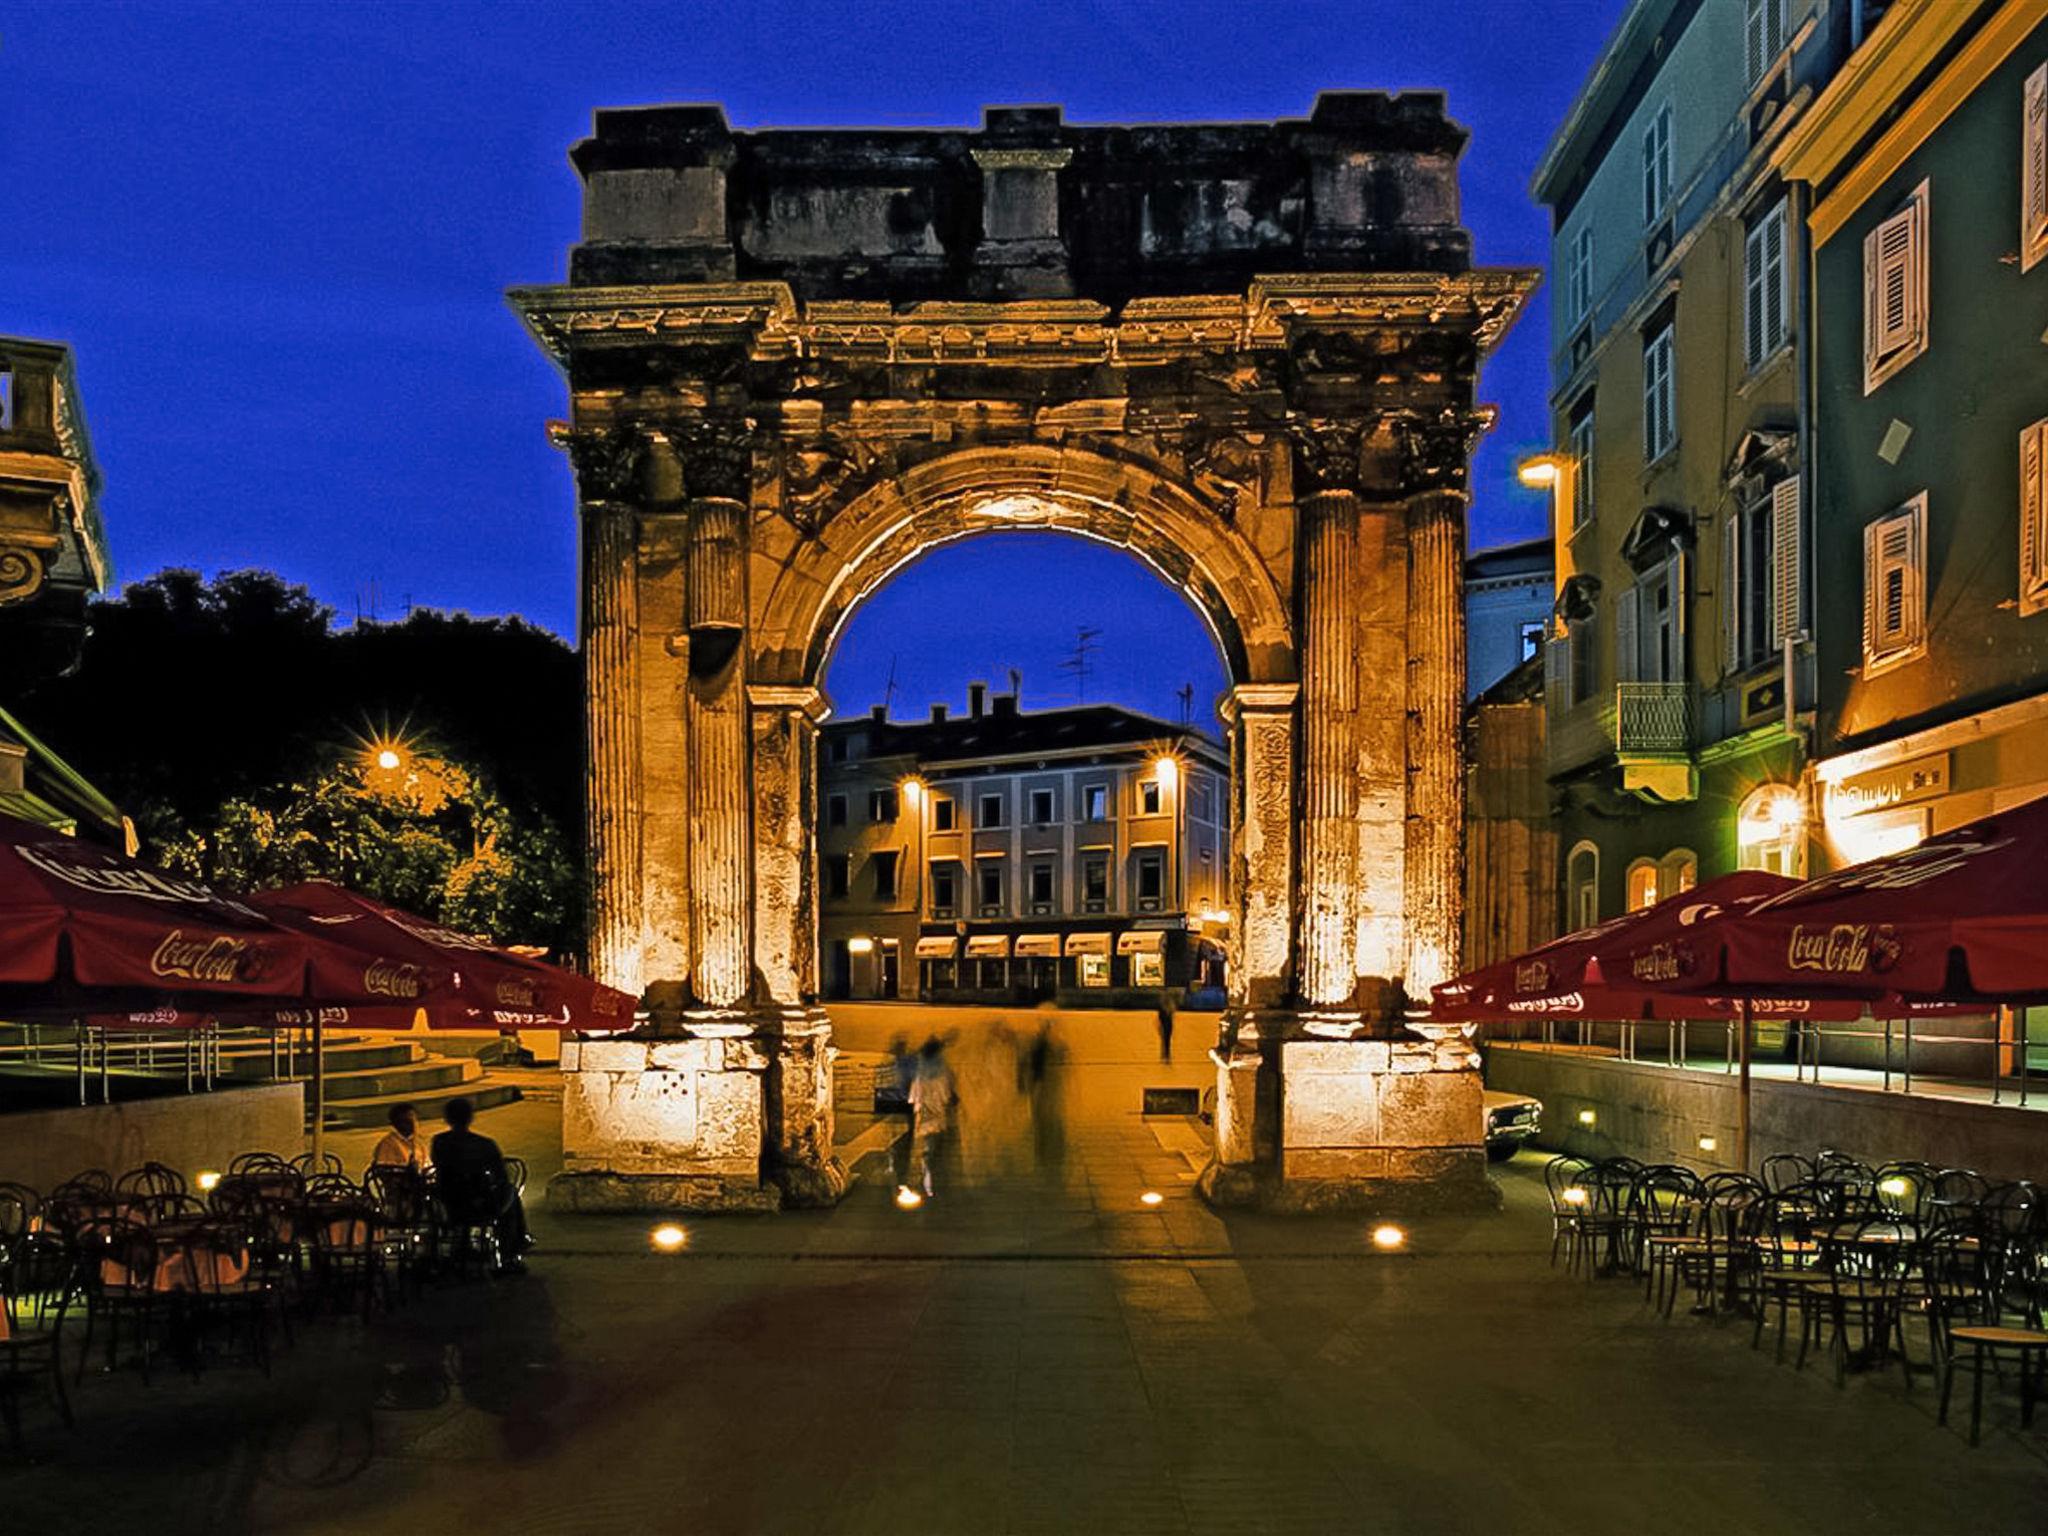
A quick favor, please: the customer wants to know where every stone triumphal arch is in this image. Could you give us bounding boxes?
[513,95,1534,1212]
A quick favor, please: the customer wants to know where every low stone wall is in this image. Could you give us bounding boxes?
[1485,1045,2048,1182]
[0,1082,305,1191]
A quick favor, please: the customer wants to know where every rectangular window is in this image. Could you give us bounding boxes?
[1083,784,1108,821]
[1079,952,1110,988]
[1862,494,1928,676]
[1863,182,1929,393]
[978,792,1005,828]
[1029,788,1054,824]
[871,850,899,901]
[1744,0,1786,86]
[1139,780,1162,815]
[825,854,849,899]
[931,865,957,917]
[868,788,898,823]
[829,736,849,764]
[1082,854,1109,912]
[1568,402,1595,531]
[2024,62,2046,273]
[1136,851,1165,909]
[2020,421,2048,617]
[1567,225,1593,327]
[827,793,847,828]
[1744,201,1788,369]
[932,795,955,831]
[1519,620,1546,663]
[977,861,1005,912]
[1569,615,1597,707]
[1642,103,1673,227]
[1132,952,1165,988]
[1028,861,1055,907]
[1643,324,1675,463]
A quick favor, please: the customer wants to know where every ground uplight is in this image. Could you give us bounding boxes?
[1371,1224,1406,1250]
[1577,1109,1597,1127]
[1879,1176,1910,1198]
[1140,1190,1164,1207]
[651,1223,688,1252]
[195,1170,221,1192]
[895,1186,924,1210]
[1562,1186,1588,1206]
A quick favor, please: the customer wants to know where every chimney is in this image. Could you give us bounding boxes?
[930,703,948,724]
[968,681,987,718]
[870,704,887,723]
[992,693,1018,717]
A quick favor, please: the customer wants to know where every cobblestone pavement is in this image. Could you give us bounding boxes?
[7,1014,2047,1533]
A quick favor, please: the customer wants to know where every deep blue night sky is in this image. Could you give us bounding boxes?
[6,0,1623,722]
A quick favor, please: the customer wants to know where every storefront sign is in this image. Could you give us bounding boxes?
[1828,754,1949,820]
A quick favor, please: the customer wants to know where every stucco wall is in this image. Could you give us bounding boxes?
[0,1082,304,1192]
[1487,1043,2048,1183]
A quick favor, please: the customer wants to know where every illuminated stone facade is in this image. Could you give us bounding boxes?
[515,95,1535,1211]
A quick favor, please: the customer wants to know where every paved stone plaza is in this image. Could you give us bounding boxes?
[6,1014,2046,1533]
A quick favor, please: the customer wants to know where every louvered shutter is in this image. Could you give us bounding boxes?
[1771,476,1801,645]
[1763,206,1785,356]
[2025,64,2047,272]
[1723,515,1743,674]
[1668,549,1689,650]
[1862,519,1881,662]
[2022,424,2047,615]
[1745,221,1766,368]
[1745,0,1767,85]
[1614,585,1639,685]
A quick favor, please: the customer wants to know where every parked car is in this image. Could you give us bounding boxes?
[1482,1089,1542,1162]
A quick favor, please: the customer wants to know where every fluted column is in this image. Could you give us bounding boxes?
[1297,488,1363,1010]
[1405,488,1467,993]
[684,490,753,1012]
[748,684,825,1007]
[583,505,642,994]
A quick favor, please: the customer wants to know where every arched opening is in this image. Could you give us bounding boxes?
[813,526,1235,1015]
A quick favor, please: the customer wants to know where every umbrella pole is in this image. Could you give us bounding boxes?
[311,1015,327,1166]
[76,1018,85,1107]
[1737,999,1753,1174]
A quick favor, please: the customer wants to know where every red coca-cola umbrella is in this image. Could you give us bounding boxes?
[1605,792,2048,1004]
[248,882,637,1032]
[0,814,313,1001]
[1431,870,1801,1024]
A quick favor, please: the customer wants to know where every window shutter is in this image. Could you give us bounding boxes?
[2022,423,2047,615]
[1745,221,1766,368]
[1770,475,1801,645]
[1763,205,1785,357]
[2025,63,2047,272]
[1862,519,1881,662]
[1745,0,1767,85]
[1614,585,1640,685]
[1870,206,1916,355]
[1668,549,1688,648]
[1722,516,1743,675]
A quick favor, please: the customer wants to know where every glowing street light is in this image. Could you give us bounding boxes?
[895,1186,924,1210]
[1371,1224,1406,1250]
[1562,1186,1588,1207]
[1152,754,1179,790]
[1516,455,1564,489]
[1140,1190,1164,1207]
[1577,1108,1597,1127]
[195,1170,221,1193]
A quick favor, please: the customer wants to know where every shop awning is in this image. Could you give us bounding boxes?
[964,935,1012,958]
[1064,932,1111,956]
[1117,930,1168,955]
[914,936,959,960]
[1014,933,1061,958]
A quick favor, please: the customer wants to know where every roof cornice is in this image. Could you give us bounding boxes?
[1530,0,1685,207]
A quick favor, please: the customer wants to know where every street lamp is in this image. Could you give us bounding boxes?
[1516,455,1565,489]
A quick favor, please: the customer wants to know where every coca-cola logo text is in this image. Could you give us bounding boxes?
[1786,923,1900,974]
[363,960,424,999]
[150,930,267,985]
[1631,943,1683,983]
[20,843,264,920]
[1513,961,1552,994]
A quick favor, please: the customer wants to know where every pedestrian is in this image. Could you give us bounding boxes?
[1156,993,1177,1063]
[430,1097,532,1275]
[908,1035,957,1198]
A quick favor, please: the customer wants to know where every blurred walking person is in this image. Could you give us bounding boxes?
[909,1035,958,1198]
[1155,993,1177,1063]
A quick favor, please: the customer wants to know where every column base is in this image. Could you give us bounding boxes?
[554,1032,775,1209]
[1201,1013,1497,1215]
[761,1003,847,1210]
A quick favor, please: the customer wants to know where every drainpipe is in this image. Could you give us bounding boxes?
[1790,173,1817,862]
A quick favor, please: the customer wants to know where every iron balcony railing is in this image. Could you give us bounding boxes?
[1614,681,1692,756]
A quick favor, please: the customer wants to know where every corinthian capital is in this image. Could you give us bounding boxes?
[1392,407,1495,498]
[660,420,756,503]
[1289,420,1368,497]
[551,422,648,504]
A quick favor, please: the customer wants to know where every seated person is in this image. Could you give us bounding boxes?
[371,1102,429,1172]
[428,1097,531,1274]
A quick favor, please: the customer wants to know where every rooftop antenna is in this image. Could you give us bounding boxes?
[881,654,900,717]
[1177,683,1194,727]
[1057,625,1102,703]
[1007,666,1022,706]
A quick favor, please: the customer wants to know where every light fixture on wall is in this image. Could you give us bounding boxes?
[1577,1109,1597,1127]
[847,936,875,955]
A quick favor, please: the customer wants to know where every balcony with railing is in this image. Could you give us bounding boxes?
[1614,681,1691,755]
[1546,681,1696,801]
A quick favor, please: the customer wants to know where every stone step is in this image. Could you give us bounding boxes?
[315,1058,483,1102]
[313,1078,522,1130]
[219,1040,427,1079]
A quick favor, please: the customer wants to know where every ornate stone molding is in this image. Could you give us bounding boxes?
[0,544,47,606]
[550,421,647,503]
[1392,405,1496,497]
[1289,420,1368,497]
[659,422,755,504]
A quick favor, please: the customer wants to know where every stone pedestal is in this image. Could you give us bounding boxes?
[1203,1018,1494,1213]
[551,1033,779,1212]
[759,1004,847,1208]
